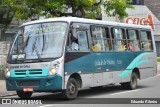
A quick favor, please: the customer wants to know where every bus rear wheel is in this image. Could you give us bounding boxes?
[62,78,78,99]
[16,91,32,99]
[121,72,138,90]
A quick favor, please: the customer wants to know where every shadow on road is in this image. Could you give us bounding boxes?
[12,85,151,104]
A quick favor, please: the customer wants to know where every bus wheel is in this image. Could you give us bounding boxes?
[16,91,32,99]
[121,83,127,89]
[62,78,78,99]
[125,72,138,90]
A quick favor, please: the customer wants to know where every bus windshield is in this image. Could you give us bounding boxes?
[8,22,68,62]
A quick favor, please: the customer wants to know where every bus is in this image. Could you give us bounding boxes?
[6,17,157,99]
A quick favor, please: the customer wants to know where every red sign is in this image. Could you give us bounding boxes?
[125,14,155,30]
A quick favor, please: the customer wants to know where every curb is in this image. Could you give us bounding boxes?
[0,92,17,98]
[0,93,17,98]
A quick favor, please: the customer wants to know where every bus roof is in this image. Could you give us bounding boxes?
[21,17,151,30]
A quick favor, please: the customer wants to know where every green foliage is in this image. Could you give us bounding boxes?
[0,0,16,30]
[157,57,160,62]
[103,0,134,19]
[0,64,5,80]
[3,0,134,20]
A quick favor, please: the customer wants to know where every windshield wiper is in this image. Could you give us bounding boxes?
[34,44,44,62]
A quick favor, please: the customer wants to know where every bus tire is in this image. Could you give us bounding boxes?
[16,91,32,99]
[125,72,138,90]
[121,83,127,89]
[62,78,78,99]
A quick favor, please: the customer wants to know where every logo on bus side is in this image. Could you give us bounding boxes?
[94,59,122,66]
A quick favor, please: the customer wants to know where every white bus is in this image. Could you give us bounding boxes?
[6,17,157,99]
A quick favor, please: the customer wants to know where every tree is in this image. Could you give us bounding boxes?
[5,0,134,20]
[0,0,16,31]
[104,0,134,19]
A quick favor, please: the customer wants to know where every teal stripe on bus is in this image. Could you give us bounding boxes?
[118,52,149,78]
[64,52,150,75]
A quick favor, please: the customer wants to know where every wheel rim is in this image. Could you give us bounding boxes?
[68,83,76,95]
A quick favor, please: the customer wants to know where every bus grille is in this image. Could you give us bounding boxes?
[16,80,40,86]
[14,69,43,76]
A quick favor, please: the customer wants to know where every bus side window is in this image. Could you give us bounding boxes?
[67,33,79,51]
[91,26,111,51]
[77,31,89,51]
[111,28,126,51]
[126,29,140,51]
[128,40,135,51]
[140,31,153,51]
[104,28,111,51]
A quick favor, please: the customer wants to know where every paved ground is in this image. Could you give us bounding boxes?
[0,63,160,98]
[2,74,160,107]
[0,80,16,98]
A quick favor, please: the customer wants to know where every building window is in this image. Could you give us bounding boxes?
[131,0,144,5]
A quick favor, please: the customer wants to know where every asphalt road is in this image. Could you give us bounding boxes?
[1,74,160,107]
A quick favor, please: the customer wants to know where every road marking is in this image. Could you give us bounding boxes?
[3,95,18,98]
[110,89,141,96]
[38,104,53,107]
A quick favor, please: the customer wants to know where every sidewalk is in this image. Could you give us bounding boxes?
[0,80,16,98]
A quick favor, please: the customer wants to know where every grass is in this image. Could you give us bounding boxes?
[157,57,160,62]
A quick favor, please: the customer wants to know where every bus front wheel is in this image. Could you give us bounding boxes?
[121,72,138,90]
[62,78,78,99]
[16,91,32,99]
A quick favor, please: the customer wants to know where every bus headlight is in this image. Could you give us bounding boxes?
[49,68,57,75]
[6,68,10,77]
[48,64,59,76]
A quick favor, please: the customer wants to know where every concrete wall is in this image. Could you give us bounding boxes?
[126,5,160,36]
[102,5,160,36]
[144,0,160,20]
[157,62,160,74]
[102,5,160,57]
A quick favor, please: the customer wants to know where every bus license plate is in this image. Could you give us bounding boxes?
[23,88,33,92]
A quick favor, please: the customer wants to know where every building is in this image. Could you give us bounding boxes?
[102,0,160,56]
[144,0,160,56]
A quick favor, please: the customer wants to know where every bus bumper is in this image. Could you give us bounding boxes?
[6,75,62,92]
